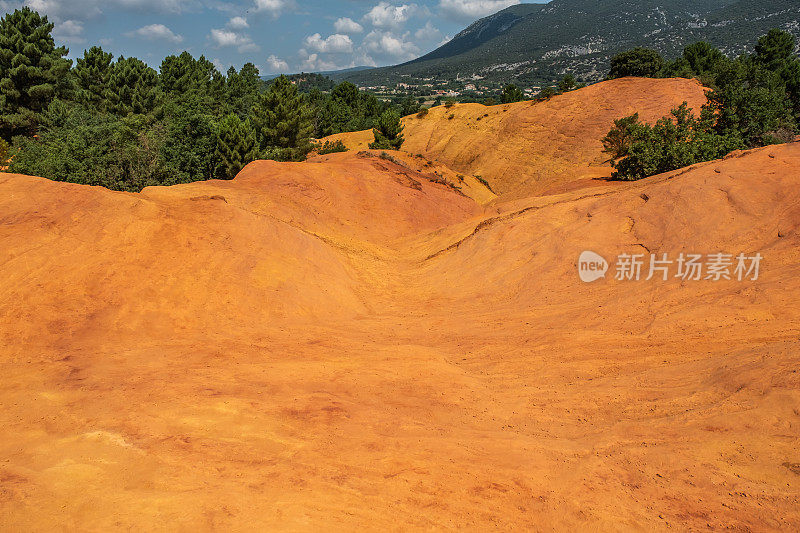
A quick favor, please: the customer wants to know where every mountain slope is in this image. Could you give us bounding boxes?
[341,0,800,86]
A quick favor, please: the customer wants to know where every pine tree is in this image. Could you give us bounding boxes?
[558,75,577,93]
[608,48,665,79]
[369,109,404,150]
[0,137,9,168]
[215,113,258,179]
[160,52,219,112]
[251,75,313,161]
[108,56,162,116]
[74,46,114,112]
[755,29,797,72]
[226,62,261,118]
[0,8,71,139]
[501,84,524,103]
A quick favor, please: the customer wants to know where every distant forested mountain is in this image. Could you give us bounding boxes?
[338,0,800,86]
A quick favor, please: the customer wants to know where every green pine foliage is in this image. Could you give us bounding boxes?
[225,63,261,118]
[0,8,418,191]
[74,46,114,113]
[214,113,258,179]
[0,137,9,167]
[602,104,742,180]
[0,7,71,139]
[603,30,800,181]
[161,99,218,183]
[501,84,524,103]
[251,75,314,162]
[369,109,404,150]
[608,48,665,79]
[108,57,162,116]
[558,75,577,93]
[313,81,389,138]
[9,102,169,190]
[317,139,348,155]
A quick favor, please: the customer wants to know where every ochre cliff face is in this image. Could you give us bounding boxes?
[1,78,799,531]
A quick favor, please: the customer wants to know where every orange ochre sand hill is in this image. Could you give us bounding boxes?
[1,78,799,531]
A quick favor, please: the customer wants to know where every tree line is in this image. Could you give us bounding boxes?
[0,8,407,191]
[603,30,800,180]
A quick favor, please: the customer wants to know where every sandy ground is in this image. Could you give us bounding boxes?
[1,79,799,531]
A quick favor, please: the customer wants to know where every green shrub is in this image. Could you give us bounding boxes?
[602,103,742,180]
[9,105,171,191]
[444,100,455,109]
[535,87,557,101]
[501,84,524,103]
[416,108,429,119]
[475,175,494,193]
[558,75,577,93]
[602,31,800,180]
[369,109,404,150]
[214,113,258,179]
[0,138,9,168]
[608,47,665,79]
[317,139,348,155]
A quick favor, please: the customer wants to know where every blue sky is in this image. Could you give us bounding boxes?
[0,1,547,75]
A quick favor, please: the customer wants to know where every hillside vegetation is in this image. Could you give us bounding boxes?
[0,8,410,191]
[342,0,800,86]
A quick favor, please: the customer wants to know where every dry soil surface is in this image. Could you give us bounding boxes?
[1,80,799,531]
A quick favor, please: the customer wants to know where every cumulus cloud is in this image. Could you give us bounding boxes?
[363,2,418,30]
[227,16,249,29]
[300,53,344,72]
[414,21,440,41]
[439,0,520,21]
[266,54,289,72]
[303,33,354,54]
[53,20,85,43]
[334,17,363,35]
[362,29,419,61]
[210,28,259,52]
[127,23,184,43]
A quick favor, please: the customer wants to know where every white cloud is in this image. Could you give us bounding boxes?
[127,23,184,43]
[266,54,289,73]
[334,17,363,34]
[54,19,85,43]
[254,0,294,18]
[300,53,343,72]
[304,33,354,54]
[24,0,194,21]
[363,29,419,61]
[363,2,418,30]
[414,21,440,41]
[209,28,259,52]
[439,0,520,21]
[24,0,101,20]
[227,16,249,29]
[211,57,227,72]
